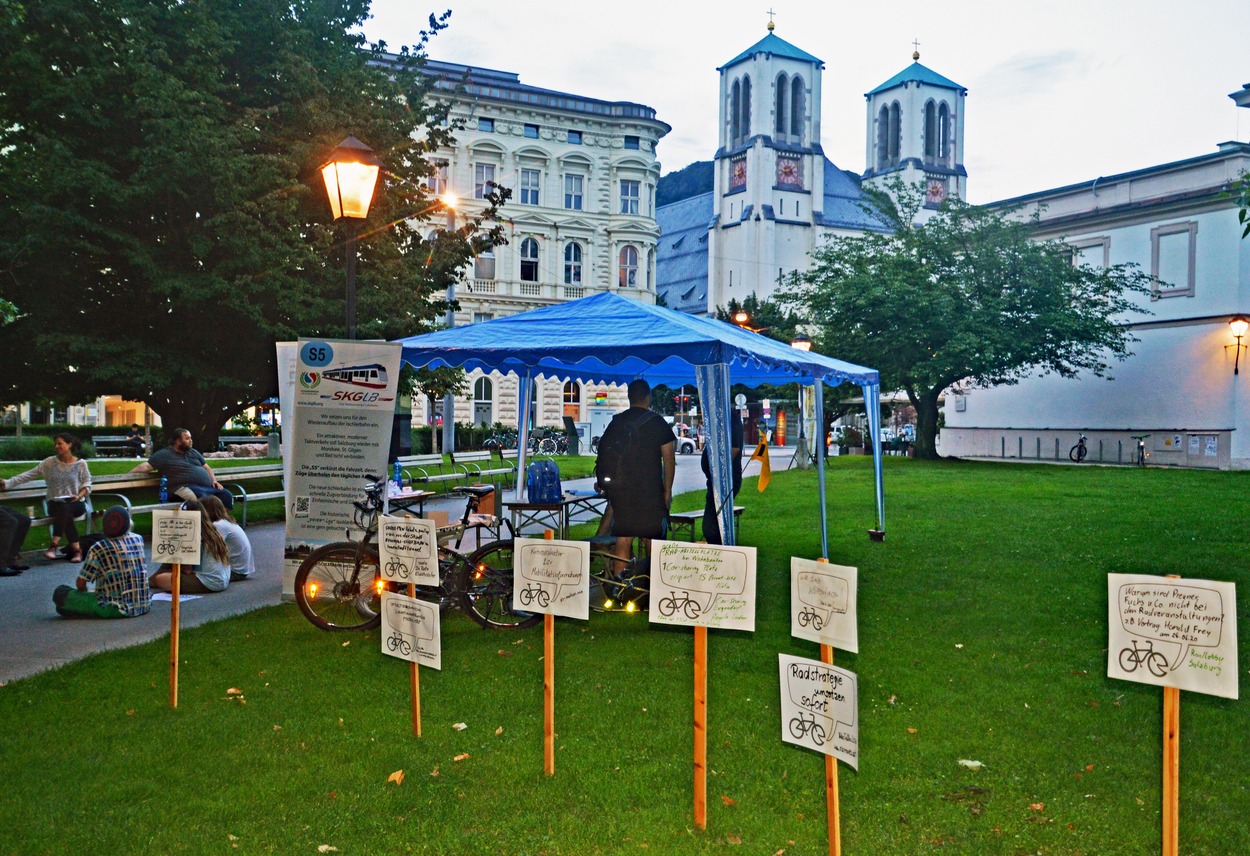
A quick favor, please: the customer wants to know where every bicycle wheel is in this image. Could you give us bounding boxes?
[1147,651,1169,678]
[1069,444,1086,463]
[295,543,382,631]
[1118,647,1139,673]
[459,539,542,630]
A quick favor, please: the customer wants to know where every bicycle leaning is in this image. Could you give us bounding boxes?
[1131,433,1150,466]
[1069,433,1088,463]
[293,477,542,632]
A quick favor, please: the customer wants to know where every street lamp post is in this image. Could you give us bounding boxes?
[441,194,458,453]
[320,136,381,339]
[791,334,812,469]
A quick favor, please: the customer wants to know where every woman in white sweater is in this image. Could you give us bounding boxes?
[0,433,92,562]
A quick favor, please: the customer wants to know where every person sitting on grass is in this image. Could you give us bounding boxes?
[52,506,151,619]
[149,499,232,594]
[199,495,254,581]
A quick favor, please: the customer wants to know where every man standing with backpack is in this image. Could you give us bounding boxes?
[595,380,676,574]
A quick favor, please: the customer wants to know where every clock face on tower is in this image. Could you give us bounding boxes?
[776,156,803,189]
[730,158,747,189]
[926,177,948,206]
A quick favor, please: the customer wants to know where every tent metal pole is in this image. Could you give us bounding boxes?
[515,369,533,503]
[814,380,828,559]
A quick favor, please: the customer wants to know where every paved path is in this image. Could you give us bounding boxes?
[0,447,795,684]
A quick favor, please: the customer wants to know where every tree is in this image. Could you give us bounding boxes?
[0,2,503,447]
[781,183,1153,459]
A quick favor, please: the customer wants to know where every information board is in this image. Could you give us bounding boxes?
[648,540,756,631]
[778,653,859,770]
[790,558,858,652]
[379,516,439,586]
[152,509,201,566]
[514,538,590,620]
[380,591,441,669]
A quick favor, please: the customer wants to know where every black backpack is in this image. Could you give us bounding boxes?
[595,411,658,495]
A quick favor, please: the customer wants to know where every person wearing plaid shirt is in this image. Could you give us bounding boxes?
[53,506,151,619]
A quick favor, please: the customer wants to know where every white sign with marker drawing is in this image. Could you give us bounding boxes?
[152,509,201,565]
[778,653,859,770]
[1107,573,1238,699]
[379,516,439,585]
[513,538,590,620]
[380,591,441,669]
[648,540,756,631]
[790,558,857,652]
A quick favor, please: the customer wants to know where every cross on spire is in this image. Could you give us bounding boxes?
[912,38,921,61]
[767,7,776,30]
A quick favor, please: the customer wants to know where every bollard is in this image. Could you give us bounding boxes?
[1001,436,1006,457]
[1055,437,1061,460]
[1018,437,1023,458]
[1036,437,1042,459]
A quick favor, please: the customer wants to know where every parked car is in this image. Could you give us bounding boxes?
[672,424,697,455]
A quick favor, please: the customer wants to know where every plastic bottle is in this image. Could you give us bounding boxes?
[393,461,403,491]
[159,476,168,503]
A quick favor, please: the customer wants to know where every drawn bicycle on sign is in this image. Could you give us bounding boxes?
[657,589,702,620]
[155,534,186,556]
[1118,639,1169,678]
[797,606,825,631]
[385,631,413,656]
[518,582,551,608]
[384,556,410,580]
[788,710,828,745]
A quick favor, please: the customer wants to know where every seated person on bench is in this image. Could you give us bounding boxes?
[125,424,146,457]
[132,427,233,509]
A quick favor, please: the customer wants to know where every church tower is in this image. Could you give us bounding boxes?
[862,48,967,215]
[707,21,826,312]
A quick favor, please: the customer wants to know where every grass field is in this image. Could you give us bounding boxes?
[1,458,1246,854]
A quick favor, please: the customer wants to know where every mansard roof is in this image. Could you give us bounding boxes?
[655,192,715,314]
[867,61,965,96]
[719,32,824,71]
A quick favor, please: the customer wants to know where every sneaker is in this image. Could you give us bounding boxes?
[0,567,21,577]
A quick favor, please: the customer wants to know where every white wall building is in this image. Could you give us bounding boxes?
[403,58,671,432]
[942,99,1250,469]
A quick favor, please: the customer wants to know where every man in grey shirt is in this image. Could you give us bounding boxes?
[132,428,234,509]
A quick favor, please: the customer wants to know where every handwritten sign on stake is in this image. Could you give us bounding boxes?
[647,540,757,829]
[514,537,590,620]
[791,558,857,652]
[152,509,201,708]
[379,516,439,586]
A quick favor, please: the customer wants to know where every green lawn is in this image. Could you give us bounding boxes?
[1,458,1246,854]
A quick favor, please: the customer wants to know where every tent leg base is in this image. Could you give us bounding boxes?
[868,529,886,542]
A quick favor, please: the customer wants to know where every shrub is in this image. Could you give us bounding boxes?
[0,436,55,461]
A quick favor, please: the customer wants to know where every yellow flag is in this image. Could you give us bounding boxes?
[748,439,771,492]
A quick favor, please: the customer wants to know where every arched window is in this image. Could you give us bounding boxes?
[730,80,741,144]
[924,100,937,160]
[520,237,539,282]
[876,106,889,169]
[887,101,901,166]
[740,75,752,138]
[474,248,495,280]
[473,377,493,427]
[618,245,638,288]
[562,381,581,418]
[790,76,804,139]
[563,242,582,285]
[775,73,789,135]
[938,102,951,164]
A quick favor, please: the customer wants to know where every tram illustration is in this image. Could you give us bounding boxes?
[321,363,388,390]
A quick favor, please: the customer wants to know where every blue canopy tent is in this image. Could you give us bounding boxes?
[393,292,884,554]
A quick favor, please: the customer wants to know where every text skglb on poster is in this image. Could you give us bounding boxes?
[648,540,757,631]
[513,538,590,620]
[151,509,201,566]
[778,653,860,770]
[790,558,857,652]
[380,591,441,670]
[380,516,440,586]
[1107,573,1238,699]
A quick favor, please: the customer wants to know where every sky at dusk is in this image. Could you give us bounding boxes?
[362,0,1250,203]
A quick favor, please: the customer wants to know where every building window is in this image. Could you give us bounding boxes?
[619,245,639,288]
[620,179,640,215]
[887,102,900,166]
[520,168,540,206]
[426,160,448,195]
[775,72,789,136]
[731,80,741,144]
[472,312,494,324]
[563,242,582,285]
[924,100,937,160]
[478,117,494,132]
[473,377,493,427]
[474,163,495,199]
[567,130,582,145]
[740,75,752,138]
[624,135,640,150]
[938,103,951,164]
[876,106,889,169]
[1070,237,1110,270]
[790,76,803,139]
[562,381,581,418]
[1151,222,1197,298]
[524,123,539,138]
[564,174,583,210]
[520,237,539,282]
[474,248,495,280]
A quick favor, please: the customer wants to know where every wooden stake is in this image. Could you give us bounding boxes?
[694,624,708,829]
[408,582,421,737]
[169,562,181,708]
[816,558,840,856]
[543,529,555,776]
[1163,572,1181,856]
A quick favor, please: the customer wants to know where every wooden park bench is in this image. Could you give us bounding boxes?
[666,506,746,542]
[91,435,143,458]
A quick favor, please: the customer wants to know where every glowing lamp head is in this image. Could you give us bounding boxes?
[733,310,750,326]
[625,601,637,613]
[1231,316,1249,339]
[307,583,318,599]
[321,136,381,221]
[791,334,812,351]
[441,192,458,211]
[374,578,385,596]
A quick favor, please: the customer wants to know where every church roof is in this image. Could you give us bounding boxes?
[719,32,823,71]
[817,160,893,231]
[655,192,715,314]
[866,61,965,96]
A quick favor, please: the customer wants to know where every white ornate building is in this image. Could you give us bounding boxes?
[403,58,671,433]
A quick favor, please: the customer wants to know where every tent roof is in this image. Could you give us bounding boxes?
[394,292,877,388]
